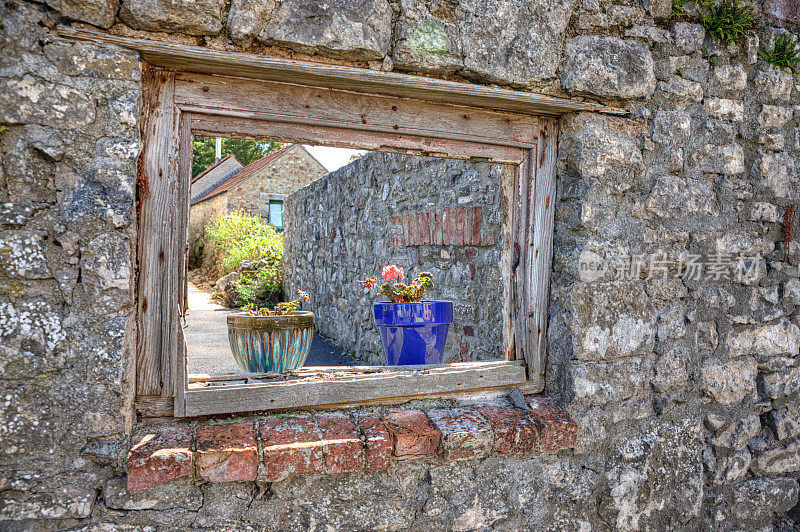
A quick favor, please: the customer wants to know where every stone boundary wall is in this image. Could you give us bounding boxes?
[284,152,505,364]
[2,0,800,529]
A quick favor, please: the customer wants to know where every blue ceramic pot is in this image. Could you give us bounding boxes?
[373,301,453,365]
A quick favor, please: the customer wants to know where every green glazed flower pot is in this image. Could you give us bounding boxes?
[227,311,314,373]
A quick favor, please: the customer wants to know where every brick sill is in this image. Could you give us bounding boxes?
[127,395,577,493]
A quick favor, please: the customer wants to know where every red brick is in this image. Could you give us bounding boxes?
[316,413,364,474]
[383,410,441,460]
[402,214,412,245]
[525,395,579,453]
[471,206,482,245]
[476,405,539,454]
[456,207,465,246]
[445,208,456,245]
[459,340,468,361]
[427,408,492,461]
[434,211,443,245]
[407,213,417,246]
[420,212,431,245]
[259,415,324,482]
[764,0,800,24]
[463,206,474,246]
[390,216,404,246]
[127,425,193,493]
[196,421,258,483]
[356,413,392,471]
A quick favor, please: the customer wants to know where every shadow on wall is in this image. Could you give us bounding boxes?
[284,152,506,365]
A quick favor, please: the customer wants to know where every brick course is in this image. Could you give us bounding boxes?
[388,206,497,247]
[428,407,493,461]
[126,396,577,492]
[259,415,325,482]
[384,409,442,460]
[317,413,365,474]
[196,421,258,483]
[356,413,393,471]
[127,425,193,493]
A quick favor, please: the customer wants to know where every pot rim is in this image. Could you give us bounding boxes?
[228,311,315,332]
[228,310,315,319]
[373,300,452,306]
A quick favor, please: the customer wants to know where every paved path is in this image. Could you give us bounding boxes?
[185,281,355,374]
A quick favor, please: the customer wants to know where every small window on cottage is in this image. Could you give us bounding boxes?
[268,200,283,230]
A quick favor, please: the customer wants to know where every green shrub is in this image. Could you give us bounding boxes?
[206,210,283,271]
[701,0,755,43]
[759,33,800,75]
[205,210,283,307]
[234,268,283,308]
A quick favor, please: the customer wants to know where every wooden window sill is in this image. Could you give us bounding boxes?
[182,361,530,416]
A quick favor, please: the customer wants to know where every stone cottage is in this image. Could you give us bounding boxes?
[1,0,799,531]
[189,143,327,242]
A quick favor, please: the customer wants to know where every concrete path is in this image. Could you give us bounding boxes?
[185,281,355,374]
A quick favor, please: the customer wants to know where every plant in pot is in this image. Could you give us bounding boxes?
[227,290,314,373]
[359,265,453,365]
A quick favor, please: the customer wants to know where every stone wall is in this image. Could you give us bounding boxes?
[2,0,799,529]
[0,2,140,522]
[284,152,505,364]
[188,192,227,268]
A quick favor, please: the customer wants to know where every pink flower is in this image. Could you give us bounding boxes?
[382,264,404,281]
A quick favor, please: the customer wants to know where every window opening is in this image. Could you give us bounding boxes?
[268,200,283,230]
[185,137,510,377]
[133,66,561,416]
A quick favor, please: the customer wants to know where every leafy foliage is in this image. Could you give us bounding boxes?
[205,210,283,307]
[206,210,283,271]
[759,33,800,75]
[359,267,435,303]
[235,268,284,308]
[671,0,691,19]
[192,137,283,177]
[244,290,309,316]
[701,0,755,43]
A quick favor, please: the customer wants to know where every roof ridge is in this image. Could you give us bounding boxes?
[191,144,294,205]
[190,153,243,184]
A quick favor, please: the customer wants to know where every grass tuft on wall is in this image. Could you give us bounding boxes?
[701,0,756,43]
[759,33,800,75]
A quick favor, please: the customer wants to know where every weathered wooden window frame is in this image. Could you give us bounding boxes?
[60,28,624,418]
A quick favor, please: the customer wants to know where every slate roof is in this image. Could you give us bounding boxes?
[191,145,295,205]
[191,153,240,185]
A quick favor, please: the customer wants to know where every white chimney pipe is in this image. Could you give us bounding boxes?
[215,137,222,162]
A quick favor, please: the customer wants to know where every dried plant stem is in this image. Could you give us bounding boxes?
[784,205,795,262]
